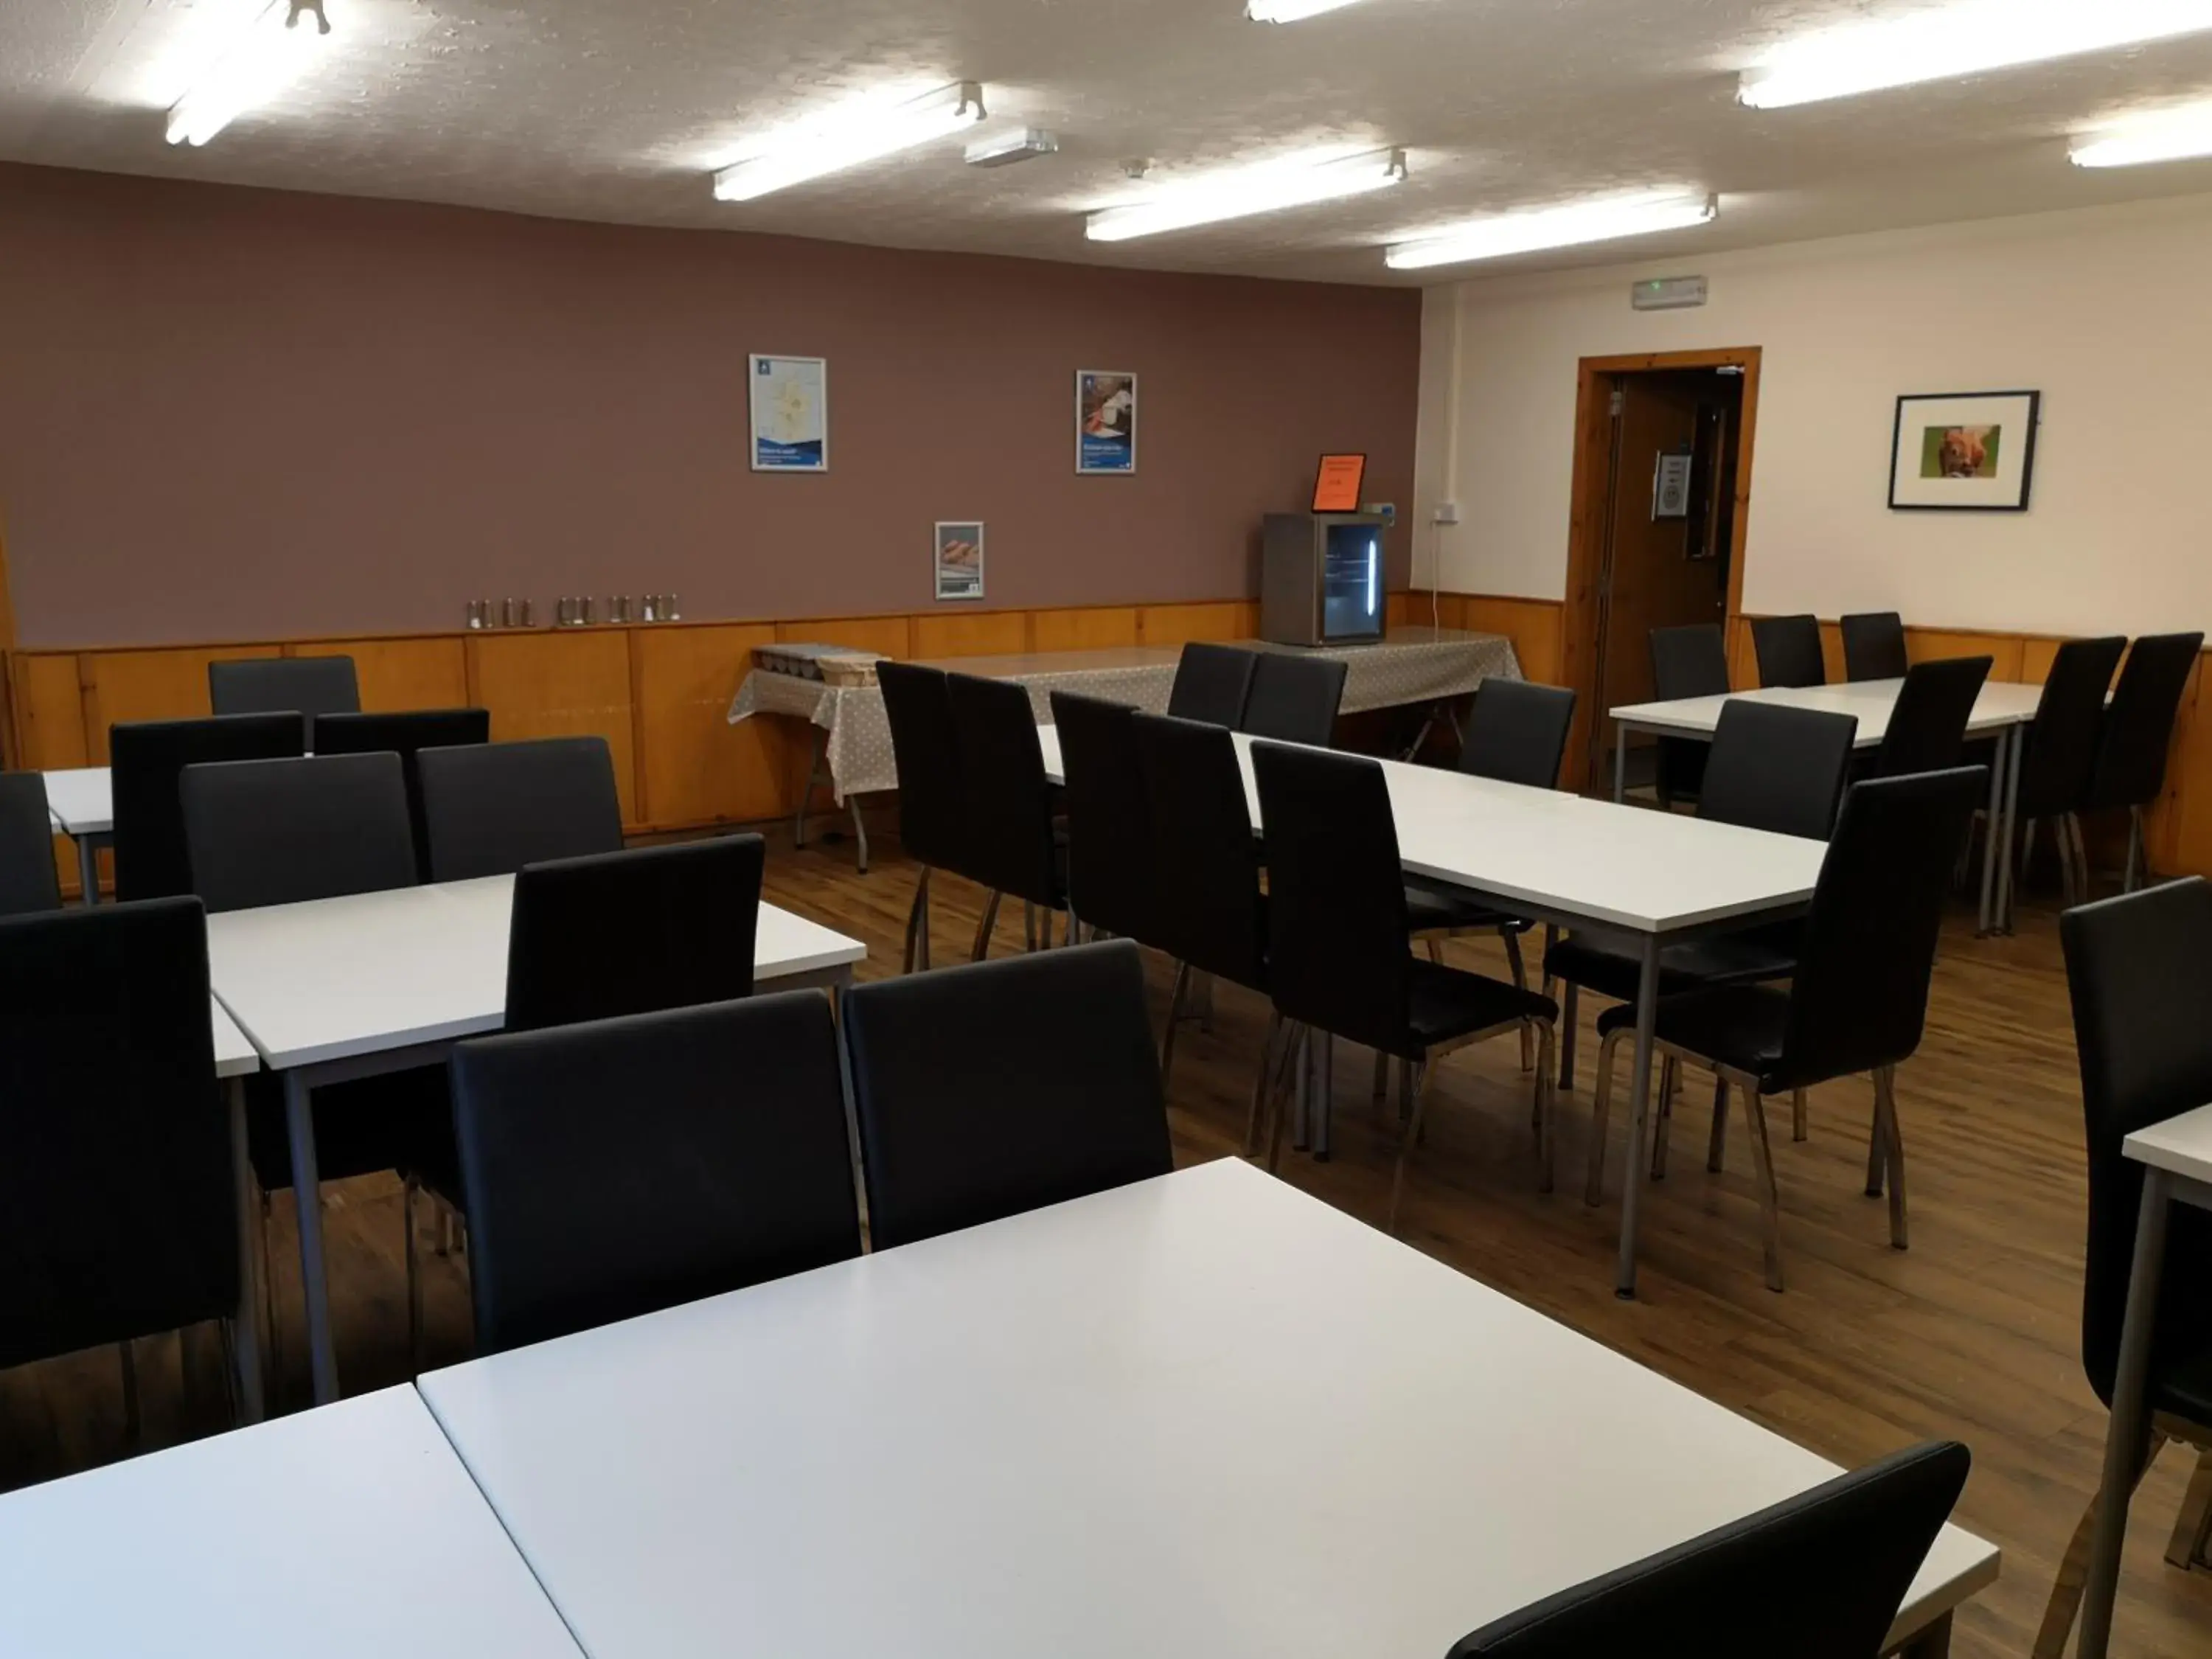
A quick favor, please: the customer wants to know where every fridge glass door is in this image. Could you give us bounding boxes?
[1320,524,1383,642]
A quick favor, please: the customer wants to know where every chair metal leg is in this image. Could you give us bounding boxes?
[1422,937,1444,966]
[1388,1055,1435,1235]
[1650,1054,1679,1180]
[1559,982,1579,1091]
[1242,1012,1287,1158]
[1371,1046,1388,1107]
[1312,1031,1334,1161]
[404,1178,426,1379]
[1534,1019,1558,1194]
[1707,1075,1730,1172]
[1865,1075,1888,1198]
[2164,1446,2212,1568]
[119,1339,142,1449]
[971,890,1003,961]
[1584,1026,1627,1206]
[2125,805,2147,894]
[902,866,932,974]
[1792,1086,1807,1142]
[2036,1438,2168,1659]
[1266,1026,1306,1174]
[1503,929,1533,1073]
[1158,960,1192,1091]
[1876,1064,1909,1250]
[2056,817,2080,908]
[1741,1084,1786,1292]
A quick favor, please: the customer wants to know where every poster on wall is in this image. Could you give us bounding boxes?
[750,354,828,472]
[935,521,985,602]
[1888,390,2039,512]
[1076,370,1137,474]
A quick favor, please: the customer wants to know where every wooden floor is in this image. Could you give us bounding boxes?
[5,820,2211,1658]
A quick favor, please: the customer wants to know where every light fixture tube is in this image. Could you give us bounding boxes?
[1739,1,2212,110]
[713,82,986,203]
[1385,192,1717,271]
[165,0,331,147]
[1085,147,1407,243]
[1246,0,1368,21]
[2071,102,2212,165]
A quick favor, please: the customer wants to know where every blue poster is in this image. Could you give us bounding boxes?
[751,354,827,471]
[1077,369,1136,474]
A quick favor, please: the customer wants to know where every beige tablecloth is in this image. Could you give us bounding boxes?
[727,627,1523,802]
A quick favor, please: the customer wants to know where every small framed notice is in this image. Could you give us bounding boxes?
[749,354,828,472]
[934,521,984,602]
[1312,453,1367,513]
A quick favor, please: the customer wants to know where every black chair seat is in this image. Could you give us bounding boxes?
[2157,1348,2212,1425]
[1546,928,1798,1006]
[1403,957,1554,1059]
[1596,984,1792,1091]
[1404,883,1527,936]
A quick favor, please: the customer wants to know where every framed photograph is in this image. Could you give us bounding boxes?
[934,521,985,602]
[1888,391,2039,512]
[750,354,827,472]
[1076,370,1137,474]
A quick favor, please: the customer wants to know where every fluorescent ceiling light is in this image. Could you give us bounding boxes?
[713,82,985,202]
[966,128,1060,168]
[1385,192,1717,271]
[1247,0,1368,21]
[165,0,331,147]
[1739,0,2212,110]
[2072,102,2212,165]
[1085,147,1407,243]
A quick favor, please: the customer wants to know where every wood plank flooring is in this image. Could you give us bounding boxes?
[4,822,2209,1658]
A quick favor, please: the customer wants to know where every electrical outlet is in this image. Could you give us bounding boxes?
[1432,501,1461,525]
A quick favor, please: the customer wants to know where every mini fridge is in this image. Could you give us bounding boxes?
[1259,512,1388,647]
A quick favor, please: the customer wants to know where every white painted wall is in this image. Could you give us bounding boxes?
[1413,192,2212,636]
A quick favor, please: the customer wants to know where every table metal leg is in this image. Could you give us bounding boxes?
[1613,727,1630,804]
[1313,1032,1333,1161]
[1995,724,2025,933]
[1613,937,1663,1298]
[283,1073,340,1405]
[1976,728,2006,936]
[224,1079,265,1425]
[2076,1165,2174,1659]
[1292,1027,1311,1152]
[75,833,100,906]
[847,796,870,873]
[793,728,828,850]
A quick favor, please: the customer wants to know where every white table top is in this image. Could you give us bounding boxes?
[418,1159,1995,1659]
[209,873,866,1071]
[39,765,112,836]
[210,994,260,1078]
[2123,1103,2212,1189]
[1609,678,2047,745]
[1039,726,1824,934]
[0,1385,582,1659]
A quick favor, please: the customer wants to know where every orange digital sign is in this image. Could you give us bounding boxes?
[1311,453,1367,513]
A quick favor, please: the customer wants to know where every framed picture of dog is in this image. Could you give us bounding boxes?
[1888,390,2040,512]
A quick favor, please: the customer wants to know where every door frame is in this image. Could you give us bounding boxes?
[1559,345,1761,792]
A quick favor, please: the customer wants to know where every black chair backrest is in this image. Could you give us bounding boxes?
[1446,1441,1970,1659]
[1458,680,1576,788]
[0,773,61,917]
[1133,712,1266,993]
[1649,623,1730,701]
[208,655,361,738]
[945,672,1060,908]
[450,990,860,1355]
[504,836,763,1034]
[2087,633,2205,813]
[110,714,307,902]
[417,737,624,883]
[877,661,967,873]
[1840,612,1910,683]
[841,940,1172,1251]
[2060,878,2212,1405]
[1241,653,1348,746]
[1049,692,1152,942]
[1166,641,1258,728]
[0,897,237,1370]
[1698,702,1859,841]
[1781,767,1986,1087]
[2017,636,2127,817]
[311,709,491,877]
[1751,614,1826,689]
[181,752,418,914]
[1868,656,1991,779]
[1251,740,1411,1055]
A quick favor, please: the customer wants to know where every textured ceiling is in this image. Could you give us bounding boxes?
[7,0,2212,284]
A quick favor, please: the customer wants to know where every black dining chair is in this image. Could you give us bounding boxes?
[208,655,361,742]
[1585,766,1986,1289]
[449,990,860,1355]
[1447,1440,1971,1659]
[1840,611,1910,683]
[1251,740,1557,1228]
[1649,622,1730,807]
[1166,641,1258,728]
[110,714,306,902]
[1132,712,1269,1096]
[0,773,62,917]
[879,661,967,973]
[1751,614,1826,689]
[0,897,251,1434]
[2085,633,2205,891]
[2014,636,2128,905]
[2039,879,2212,1658]
[840,940,1172,1251]
[945,671,1068,957]
[1863,655,1991,779]
[1240,653,1348,746]
[312,708,491,878]
[1049,691,1153,946]
[180,752,419,914]
[417,736,625,883]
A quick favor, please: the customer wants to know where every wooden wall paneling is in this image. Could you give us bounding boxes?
[1818,622,1846,684]
[10,653,88,771]
[1905,628,2024,683]
[631,622,791,829]
[292,636,470,712]
[774,615,914,660]
[1136,601,1253,648]
[1031,606,1140,653]
[911,610,1031,659]
[80,644,268,762]
[1458,594,1566,686]
[465,629,641,824]
[2154,654,2212,877]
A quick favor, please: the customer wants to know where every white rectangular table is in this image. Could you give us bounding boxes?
[1039,724,1826,1295]
[2075,1102,2212,1659]
[1607,679,2046,935]
[419,1159,1997,1659]
[39,765,112,904]
[209,873,868,1404]
[0,1384,583,1659]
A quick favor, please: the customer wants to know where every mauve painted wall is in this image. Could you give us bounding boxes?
[0,164,1420,649]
